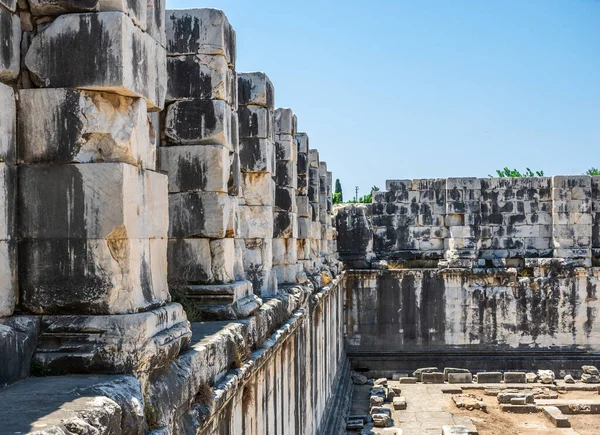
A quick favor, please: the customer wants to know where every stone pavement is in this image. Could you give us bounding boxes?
[393,383,475,435]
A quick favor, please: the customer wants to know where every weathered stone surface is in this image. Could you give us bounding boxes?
[538,369,555,384]
[477,372,503,383]
[240,172,275,206]
[276,159,298,189]
[237,205,273,239]
[146,0,166,46]
[0,82,15,162]
[167,238,234,285]
[239,237,273,295]
[583,365,599,375]
[0,315,38,387]
[166,8,235,67]
[26,12,166,110]
[239,137,274,173]
[542,406,571,428]
[0,375,145,435]
[33,303,191,374]
[0,0,15,12]
[0,162,15,241]
[0,240,16,316]
[504,372,527,383]
[448,373,473,384]
[166,54,233,103]
[238,105,273,139]
[274,211,298,238]
[274,108,296,135]
[351,372,368,385]
[275,186,297,212]
[28,1,147,31]
[19,164,168,240]
[182,280,261,320]
[422,372,445,384]
[169,191,236,238]
[19,89,154,167]
[392,396,407,410]
[20,238,168,314]
[158,145,229,193]
[164,99,232,148]
[444,367,471,381]
[238,72,274,108]
[0,4,19,83]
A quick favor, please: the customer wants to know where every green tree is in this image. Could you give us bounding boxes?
[586,168,600,176]
[334,179,343,202]
[488,167,544,178]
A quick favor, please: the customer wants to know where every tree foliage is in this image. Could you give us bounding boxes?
[489,167,544,178]
[586,168,600,176]
[334,179,343,203]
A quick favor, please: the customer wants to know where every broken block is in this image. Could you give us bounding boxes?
[392,396,407,410]
[158,145,229,193]
[504,372,527,383]
[18,89,154,167]
[164,99,232,149]
[422,372,445,384]
[476,372,502,383]
[25,12,166,110]
[165,8,236,67]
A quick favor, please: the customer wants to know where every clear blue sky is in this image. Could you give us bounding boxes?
[167,0,600,198]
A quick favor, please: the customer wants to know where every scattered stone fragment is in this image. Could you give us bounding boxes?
[398,377,417,384]
[499,404,539,413]
[370,395,384,407]
[477,372,502,384]
[372,413,391,428]
[391,386,401,395]
[582,366,599,375]
[346,418,364,430]
[392,396,406,410]
[532,387,558,400]
[442,425,470,435]
[422,372,445,384]
[412,367,438,382]
[374,378,388,387]
[503,372,527,383]
[351,372,368,385]
[442,386,463,394]
[484,388,502,396]
[526,372,538,383]
[497,390,534,404]
[537,370,555,384]
[542,406,571,428]
[581,373,600,384]
[448,373,473,384]
[444,368,471,381]
[564,374,575,384]
[452,394,486,411]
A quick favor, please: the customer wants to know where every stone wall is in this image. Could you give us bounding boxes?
[336,176,600,267]
[0,2,347,433]
[336,176,600,374]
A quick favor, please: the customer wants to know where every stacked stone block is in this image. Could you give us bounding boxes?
[162,8,260,320]
[237,72,277,295]
[479,177,552,261]
[373,179,447,260]
[295,132,313,273]
[272,108,300,284]
[308,149,323,268]
[17,2,191,374]
[361,176,598,266]
[0,79,16,318]
[552,176,592,260]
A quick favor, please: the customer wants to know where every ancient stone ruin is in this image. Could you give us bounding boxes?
[0,2,599,435]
